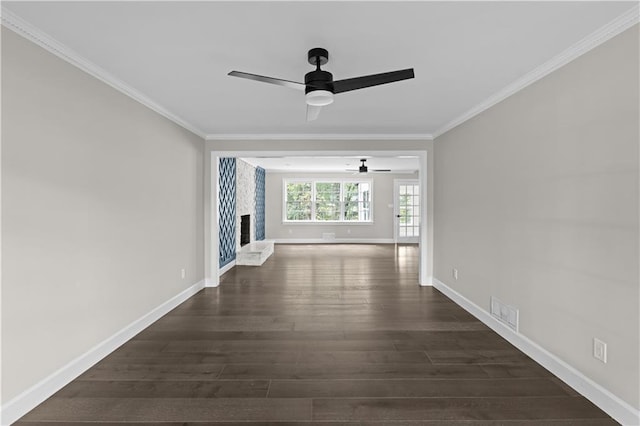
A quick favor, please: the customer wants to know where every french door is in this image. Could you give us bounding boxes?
[394,179,420,243]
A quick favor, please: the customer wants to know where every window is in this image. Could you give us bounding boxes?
[284,180,372,223]
[343,181,371,221]
[285,182,312,221]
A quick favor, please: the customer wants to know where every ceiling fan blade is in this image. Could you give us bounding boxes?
[228,71,306,90]
[333,68,414,94]
[371,169,392,172]
[307,104,322,121]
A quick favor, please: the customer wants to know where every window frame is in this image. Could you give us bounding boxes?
[283,178,374,224]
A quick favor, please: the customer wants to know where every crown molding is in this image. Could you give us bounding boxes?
[205,133,434,141]
[432,4,640,139]
[1,7,207,139]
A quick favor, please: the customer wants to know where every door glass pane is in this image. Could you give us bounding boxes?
[397,183,420,240]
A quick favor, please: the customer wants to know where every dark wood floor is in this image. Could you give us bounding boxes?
[18,244,615,425]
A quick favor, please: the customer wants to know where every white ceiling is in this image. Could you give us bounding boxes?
[2,1,637,139]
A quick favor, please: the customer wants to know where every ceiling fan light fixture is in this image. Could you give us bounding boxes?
[305,90,334,106]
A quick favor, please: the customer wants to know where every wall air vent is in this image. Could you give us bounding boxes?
[490,296,519,332]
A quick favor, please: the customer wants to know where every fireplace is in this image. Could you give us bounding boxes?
[240,214,250,247]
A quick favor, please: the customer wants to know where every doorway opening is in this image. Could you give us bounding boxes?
[208,149,430,286]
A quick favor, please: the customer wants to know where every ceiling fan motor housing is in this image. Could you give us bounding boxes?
[305,70,334,94]
[305,48,334,94]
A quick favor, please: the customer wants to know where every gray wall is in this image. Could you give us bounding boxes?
[266,171,417,241]
[1,28,205,403]
[433,25,639,409]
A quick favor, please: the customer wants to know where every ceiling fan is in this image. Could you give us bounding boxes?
[348,159,391,174]
[228,48,414,121]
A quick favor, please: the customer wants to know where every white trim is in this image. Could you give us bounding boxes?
[268,169,417,174]
[0,279,206,426]
[274,238,395,244]
[218,260,236,276]
[432,278,640,426]
[418,152,429,286]
[212,150,427,158]
[433,5,640,138]
[206,133,433,141]
[419,276,433,287]
[210,152,220,287]
[204,278,219,288]
[0,7,206,139]
[281,221,374,226]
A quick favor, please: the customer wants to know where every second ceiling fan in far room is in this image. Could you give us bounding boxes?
[347,159,391,174]
[228,48,415,121]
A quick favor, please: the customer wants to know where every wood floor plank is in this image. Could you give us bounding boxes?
[219,363,490,380]
[76,363,225,381]
[15,421,620,426]
[55,380,270,398]
[425,349,534,365]
[163,339,397,353]
[20,398,312,422]
[104,351,300,364]
[134,330,347,341]
[17,423,360,426]
[297,350,430,364]
[268,378,573,398]
[311,397,611,421]
[16,244,614,424]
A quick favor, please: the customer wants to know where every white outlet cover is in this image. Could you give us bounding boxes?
[593,338,607,363]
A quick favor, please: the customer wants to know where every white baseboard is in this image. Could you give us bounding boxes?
[218,260,236,276]
[432,278,640,426]
[0,279,206,426]
[274,238,395,244]
[420,275,433,286]
[204,278,219,287]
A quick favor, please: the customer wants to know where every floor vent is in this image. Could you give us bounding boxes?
[490,296,519,332]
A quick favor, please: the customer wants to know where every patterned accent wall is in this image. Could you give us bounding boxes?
[218,157,236,268]
[255,167,266,241]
